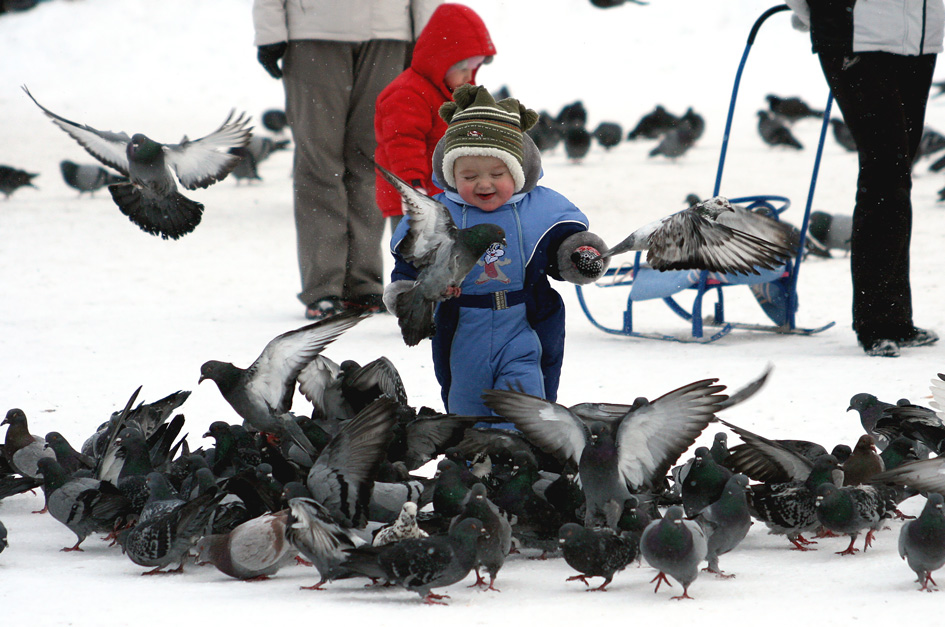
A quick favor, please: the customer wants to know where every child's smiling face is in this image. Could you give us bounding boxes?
[453,155,516,212]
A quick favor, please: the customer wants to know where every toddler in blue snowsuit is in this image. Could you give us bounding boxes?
[384,85,609,417]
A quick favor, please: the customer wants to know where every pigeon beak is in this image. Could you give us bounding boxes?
[203,431,212,438]
[198,374,207,383]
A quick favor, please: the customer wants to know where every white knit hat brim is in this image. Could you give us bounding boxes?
[442,146,526,193]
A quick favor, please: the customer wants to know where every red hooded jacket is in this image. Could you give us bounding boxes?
[374,3,496,217]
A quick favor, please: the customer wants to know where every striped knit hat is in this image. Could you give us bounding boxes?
[439,84,539,192]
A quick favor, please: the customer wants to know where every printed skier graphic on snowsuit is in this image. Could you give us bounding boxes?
[474,242,512,284]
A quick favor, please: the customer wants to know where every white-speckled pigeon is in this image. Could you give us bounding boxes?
[814,482,897,555]
[373,501,428,547]
[377,163,506,346]
[23,86,251,239]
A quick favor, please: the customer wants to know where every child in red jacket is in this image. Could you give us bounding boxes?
[374,3,496,228]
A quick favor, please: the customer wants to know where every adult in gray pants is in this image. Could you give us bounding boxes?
[253,0,441,319]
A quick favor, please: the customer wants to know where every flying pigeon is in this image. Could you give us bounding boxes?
[757,110,803,149]
[376,163,506,346]
[199,310,365,448]
[482,378,727,528]
[814,482,896,555]
[598,196,794,275]
[450,482,512,591]
[0,165,39,198]
[2,408,55,479]
[23,86,252,239]
[59,160,127,196]
[695,473,752,576]
[558,523,638,591]
[640,506,707,599]
[373,501,428,547]
[899,493,945,591]
[195,510,296,580]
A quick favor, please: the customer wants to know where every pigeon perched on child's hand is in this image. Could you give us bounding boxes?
[377,163,506,346]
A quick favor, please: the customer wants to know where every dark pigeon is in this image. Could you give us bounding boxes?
[527,111,562,153]
[814,482,896,555]
[24,86,251,239]
[842,434,885,486]
[640,506,707,599]
[117,490,225,574]
[679,107,705,140]
[899,493,945,591]
[0,165,38,199]
[261,109,288,133]
[59,160,127,196]
[648,121,697,159]
[450,483,512,591]
[592,121,623,150]
[195,510,296,580]
[555,101,587,129]
[199,310,365,448]
[695,473,752,576]
[0,520,6,554]
[766,94,824,123]
[483,378,726,528]
[875,403,945,456]
[600,196,794,275]
[829,119,857,152]
[918,126,945,160]
[558,523,638,591]
[375,163,506,346]
[564,126,592,161]
[757,110,803,149]
[681,446,733,518]
[43,431,95,476]
[848,392,902,451]
[627,105,679,140]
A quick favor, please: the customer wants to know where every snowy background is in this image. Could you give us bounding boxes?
[2,0,945,624]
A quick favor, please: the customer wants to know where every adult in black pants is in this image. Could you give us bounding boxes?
[787,0,944,356]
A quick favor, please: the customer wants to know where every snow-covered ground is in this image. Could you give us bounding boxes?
[2,0,945,624]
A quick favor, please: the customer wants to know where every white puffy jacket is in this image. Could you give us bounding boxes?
[253,0,442,46]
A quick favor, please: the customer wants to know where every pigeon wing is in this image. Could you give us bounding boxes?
[715,418,814,483]
[929,373,945,421]
[296,354,346,418]
[243,310,364,416]
[481,389,588,467]
[165,110,252,190]
[343,356,409,406]
[376,164,458,269]
[23,86,131,176]
[647,209,791,274]
[869,456,945,494]
[614,379,726,490]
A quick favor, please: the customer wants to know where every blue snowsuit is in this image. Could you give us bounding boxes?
[389,186,590,417]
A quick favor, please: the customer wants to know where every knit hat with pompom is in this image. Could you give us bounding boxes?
[439,84,539,192]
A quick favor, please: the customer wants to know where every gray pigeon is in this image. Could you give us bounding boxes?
[199,310,365,451]
[640,506,707,599]
[695,473,752,576]
[899,493,945,591]
[229,135,290,183]
[376,163,507,346]
[648,120,697,159]
[23,86,251,239]
[195,510,296,580]
[814,482,896,555]
[305,397,398,528]
[137,472,185,524]
[373,501,428,547]
[600,196,793,275]
[59,160,127,196]
[2,408,55,479]
[450,482,512,591]
[483,378,727,528]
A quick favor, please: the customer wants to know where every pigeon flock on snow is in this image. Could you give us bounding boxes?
[5,308,945,603]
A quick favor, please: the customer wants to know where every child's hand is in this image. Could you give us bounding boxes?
[570,245,604,278]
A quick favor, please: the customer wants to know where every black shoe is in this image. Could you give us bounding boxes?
[898,327,939,348]
[343,294,386,314]
[305,296,345,321]
[863,338,900,358]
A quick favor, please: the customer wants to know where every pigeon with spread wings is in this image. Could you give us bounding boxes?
[377,163,506,346]
[600,196,793,275]
[23,86,251,239]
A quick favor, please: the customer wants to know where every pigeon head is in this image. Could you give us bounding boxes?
[461,223,506,258]
[2,408,27,428]
[127,134,164,163]
[203,420,232,439]
[693,197,734,220]
[198,360,240,391]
